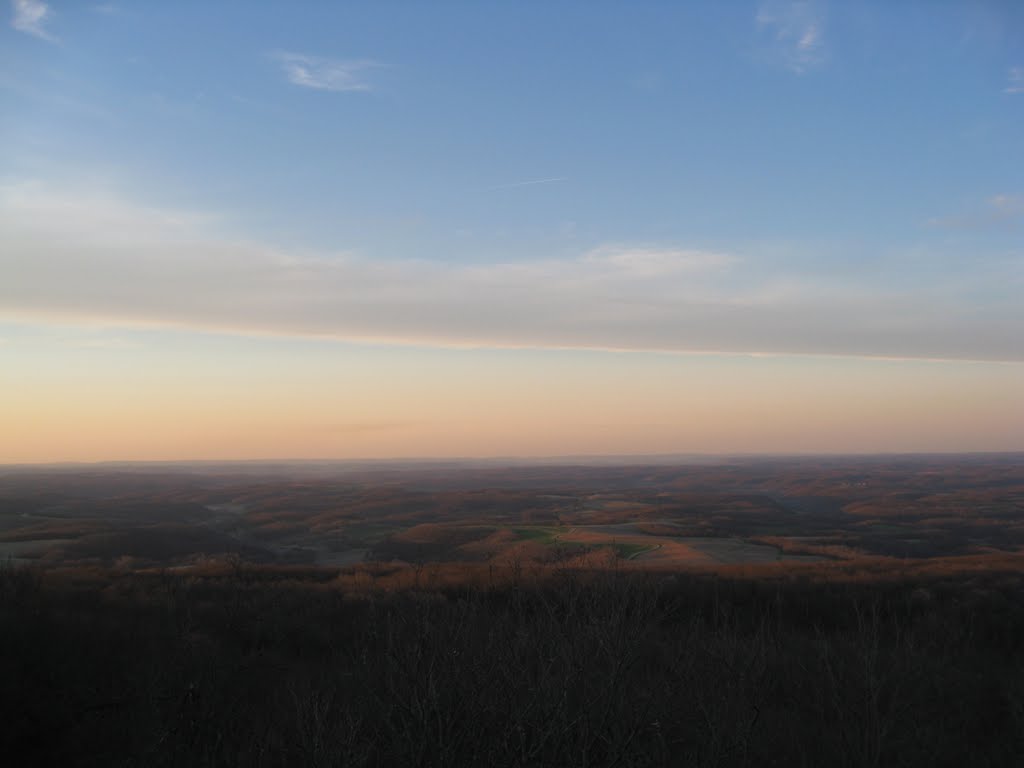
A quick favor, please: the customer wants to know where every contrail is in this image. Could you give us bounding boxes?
[486,177,567,191]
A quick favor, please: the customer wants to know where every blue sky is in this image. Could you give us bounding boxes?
[5,1,1022,252]
[2,1,1023,460]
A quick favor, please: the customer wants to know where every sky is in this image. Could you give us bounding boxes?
[1,0,1023,462]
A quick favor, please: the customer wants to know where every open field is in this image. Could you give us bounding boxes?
[1,454,1022,576]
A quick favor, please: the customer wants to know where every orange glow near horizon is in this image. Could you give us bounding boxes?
[2,327,1022,463]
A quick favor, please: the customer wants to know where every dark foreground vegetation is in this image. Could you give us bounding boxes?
[3,563,1024,767]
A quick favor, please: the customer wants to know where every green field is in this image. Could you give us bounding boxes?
[512,526,563,544]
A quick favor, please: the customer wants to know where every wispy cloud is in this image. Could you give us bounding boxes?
[321,421,415,436]
[486,177,567,191]
[990,195,1024,217]
[757,1,825,74]
[1006,67,1024,94]
[65,337,143,349]
[1,182,1021,362]
[11,0,55,41]
[275,52,380,92]
[581,245,735,277]
[927,194,1024,228]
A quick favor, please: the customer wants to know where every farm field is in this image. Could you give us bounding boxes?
[1,454,1021,576]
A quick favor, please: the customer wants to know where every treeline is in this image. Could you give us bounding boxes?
[2,564,1023,767]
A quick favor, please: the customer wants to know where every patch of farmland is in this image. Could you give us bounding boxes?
[581,497,655,513]
[0,538,73,563]
[679,537,795,564]
[558,527,712,564]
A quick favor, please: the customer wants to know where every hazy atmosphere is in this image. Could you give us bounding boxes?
[2,1,1023,461]
[5,7,1024,765]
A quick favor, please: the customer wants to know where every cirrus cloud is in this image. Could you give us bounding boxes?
[927,194,1024,229]
[757,1,825,74]
[1,182,1021,362]
[275,52,381,92]
[1006,67,1024,95]
[11,0,55,41]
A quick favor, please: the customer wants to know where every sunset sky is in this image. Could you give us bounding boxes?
[2,1,1023,462]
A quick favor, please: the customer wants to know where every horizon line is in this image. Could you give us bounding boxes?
[3,449,1022,470]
